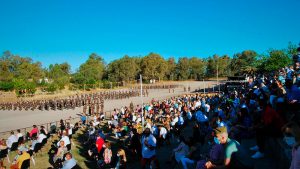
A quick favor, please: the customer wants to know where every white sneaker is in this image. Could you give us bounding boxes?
[249,145,259,151]
[251,151,264,159]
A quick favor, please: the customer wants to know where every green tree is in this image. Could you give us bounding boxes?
[0,59,14,81]
[176,57,190,80]
[165,57,177,80]
[46,62,71,90]
[230,50,258,75]
[260,49,291,72]
[141,53,167,81]
[189,57,206,80]
[73,53,105,84]
[107,55,139,82]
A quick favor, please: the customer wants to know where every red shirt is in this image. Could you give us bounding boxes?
[263,105,285,130]
[30,128,38,137]
[96,137,104,153]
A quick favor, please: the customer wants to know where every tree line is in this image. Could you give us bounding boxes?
[0,42,298,95]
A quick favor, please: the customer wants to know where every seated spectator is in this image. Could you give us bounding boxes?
[37,130,47,143]
[205,126,252,169]
[16,129,23,140]
[61,152,76,169]
[0,139,7,168]
[284,121,300,169]
[196,135,224,169]
[50,123,57,134]
[0,139,7,150]
[229,107,253,142]
[57,131,70,150]
[40,125,48,136]
[53,140,68,164]
[180,139,201,169]
[6,131,18,149]
[29,136,38,151]
[30,125,39,138]
[41,125,48,134]
[168,136,189,164]
[10,147,30,169]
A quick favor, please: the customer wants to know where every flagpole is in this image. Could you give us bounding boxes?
[140,74,144,131]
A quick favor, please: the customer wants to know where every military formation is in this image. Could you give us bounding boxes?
[131,84,179,90]
[0,89,145,111]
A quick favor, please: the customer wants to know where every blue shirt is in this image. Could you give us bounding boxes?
[62,158,76,169]
[195,110,208,122]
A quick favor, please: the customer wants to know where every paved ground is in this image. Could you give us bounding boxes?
[0,81,216,133]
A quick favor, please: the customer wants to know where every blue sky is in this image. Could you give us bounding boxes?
[0,0,299,72]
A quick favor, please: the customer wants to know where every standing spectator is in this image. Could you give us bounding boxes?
[141,128,159,169]
[129,128,141,159]
[158,125,168,147]
[81,113,87,126]
[103,142,112,165]
[59,119,66,135]
[116,149,127,169]
[96,134,105,154]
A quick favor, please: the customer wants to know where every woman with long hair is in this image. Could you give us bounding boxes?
[116,149,127,169]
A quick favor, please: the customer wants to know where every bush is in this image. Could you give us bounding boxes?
[46,83,58,93]
[13,79,37,96]
[0,81,14,91]
[26,82,37,94]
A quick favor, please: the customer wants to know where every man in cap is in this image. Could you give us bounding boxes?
[205,126,252,169]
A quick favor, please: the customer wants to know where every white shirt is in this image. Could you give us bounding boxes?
[93,121,100,127]
[171,117,178,126]
[68,128,73,135]
[205,104,210,113]
[132,115,137,122]
[6,135,18,148]
[37,133,47,143]
[195,101,201,108]
[159,127,167,139]
[16,133,23,138]
[141,134,156,158]
[57,135,70,146]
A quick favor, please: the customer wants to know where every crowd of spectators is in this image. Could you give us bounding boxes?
[1,47,300,169]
